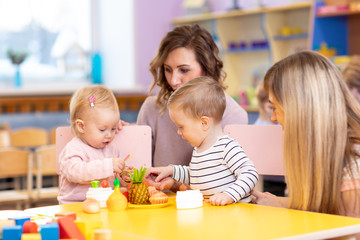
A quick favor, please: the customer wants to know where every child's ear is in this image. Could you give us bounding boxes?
[75,119,85,133]
[201,116,210,131]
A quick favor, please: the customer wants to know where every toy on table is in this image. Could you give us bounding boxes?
[86,180,113,208]
[82,198,100,214]
[128,167,150,204]
[176,190,204,209]
[106,178,128,211]
[148,186,168,204]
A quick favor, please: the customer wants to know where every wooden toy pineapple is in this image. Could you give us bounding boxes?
[128,166,150,204]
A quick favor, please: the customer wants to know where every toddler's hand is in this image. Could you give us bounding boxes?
[145,176,175,191]
[112,158,125,173]
[206,192,234,206]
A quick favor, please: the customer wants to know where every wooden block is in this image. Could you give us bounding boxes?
[74,220,103,240]
[0,219,15,234]
[54,212,76,221]
[40,223,59,240]
[93,229,112,240]
[58,216,85,240]
[2,225,22,240]
[20,233,41,240]
[23,221,38,233]
[9,217,31,228]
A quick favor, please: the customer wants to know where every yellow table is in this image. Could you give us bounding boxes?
[26,196,360,240]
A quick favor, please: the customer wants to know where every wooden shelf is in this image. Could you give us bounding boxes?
[273,33,308,41]
[316,9,360,18]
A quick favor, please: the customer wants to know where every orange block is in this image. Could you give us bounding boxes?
[58,216,85,240]
[23,221,38,233]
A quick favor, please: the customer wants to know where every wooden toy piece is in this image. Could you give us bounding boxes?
[179,184,187,191]
[106,178,127,211]
[9,217,31,228]
[82,198,100,214]
[40,223,59,240]
[54,212,76,221]
[0,219,15,234]
[93,229,111,240]
[2,225,22,240]
[23,221,38,233]
[20,233,41,240]
[75,219,103,240]
[58,216,85,240]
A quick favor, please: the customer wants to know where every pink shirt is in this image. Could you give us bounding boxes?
[58,136,122,204]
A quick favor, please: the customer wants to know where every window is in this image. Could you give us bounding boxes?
[0,0,91,85]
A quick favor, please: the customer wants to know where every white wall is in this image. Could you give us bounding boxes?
[98,0,135,89]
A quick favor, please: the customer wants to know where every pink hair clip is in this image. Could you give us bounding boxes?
[88,95,96,108]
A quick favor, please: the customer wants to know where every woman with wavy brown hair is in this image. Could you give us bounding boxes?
[137,24,248,191]
[251,51,360,223]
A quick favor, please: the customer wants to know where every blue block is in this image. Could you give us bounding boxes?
[40,223,59,240]
[9,217,30,228]
[2,225,22,240]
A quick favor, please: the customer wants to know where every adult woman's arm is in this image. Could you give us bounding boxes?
[251,189,289,208]
[342,189,360,218]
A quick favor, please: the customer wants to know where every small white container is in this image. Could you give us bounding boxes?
[176,190,203,209]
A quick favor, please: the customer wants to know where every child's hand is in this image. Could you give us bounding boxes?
[206,192,234,206]
[145,166,173,182]
[112,158,125,172]
[116,120,130,132]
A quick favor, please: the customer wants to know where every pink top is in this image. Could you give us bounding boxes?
[137,94,248,167]
[58,136,122,204]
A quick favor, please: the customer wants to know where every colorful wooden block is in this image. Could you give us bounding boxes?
[40,223,59,240]
[23,221,38,233]
[9,217,31,228]
[58,216,85,240]
[0,219,15,234]
[54,212,76,221]
[74,220,103,240]
[2,225,22,240]
[20,233,41,240]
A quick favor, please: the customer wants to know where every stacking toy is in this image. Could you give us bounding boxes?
[106,178,127,211]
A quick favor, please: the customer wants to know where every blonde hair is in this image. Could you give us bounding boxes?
[264,51,360,214]
[342,55,360,91]
[69,85,119,135]
[149,24,227,112]
[168,76,225,123]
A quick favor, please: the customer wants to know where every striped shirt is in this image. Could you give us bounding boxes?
[173,135,258,203]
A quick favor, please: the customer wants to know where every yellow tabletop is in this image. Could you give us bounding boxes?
[26,196,360,240]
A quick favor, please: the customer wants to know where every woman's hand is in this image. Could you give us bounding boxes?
[117,120,130,132]
[251,189,288,208]
[145,176,175,191]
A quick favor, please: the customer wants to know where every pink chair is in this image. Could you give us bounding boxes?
[223,124,284,191]
[55,125,152,174]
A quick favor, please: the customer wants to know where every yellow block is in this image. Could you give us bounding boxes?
[21,233,41,240]
[75,220,103,240]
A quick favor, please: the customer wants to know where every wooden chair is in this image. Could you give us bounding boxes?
[223,124,284,191]
[56,125,152,192]
[10,127,49,149]
[32,144,58,204]
[0,148,33,209]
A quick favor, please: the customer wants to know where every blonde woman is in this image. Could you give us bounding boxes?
[343,55,360,103]
[251,51,360,220]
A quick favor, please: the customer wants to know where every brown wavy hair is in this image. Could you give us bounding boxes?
[149,24,226,112]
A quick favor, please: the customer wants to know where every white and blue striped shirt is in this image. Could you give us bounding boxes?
[173,135,258,203]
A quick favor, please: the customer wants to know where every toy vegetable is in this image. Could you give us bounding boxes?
[106,178,127,211]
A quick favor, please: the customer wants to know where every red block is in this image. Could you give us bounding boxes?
[54,212,77,221]
[58,216,85,240]
[23,221,38,233]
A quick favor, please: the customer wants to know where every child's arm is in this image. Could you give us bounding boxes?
[112,158,125,173]
[222,141,259,203]
[145,166,174,182]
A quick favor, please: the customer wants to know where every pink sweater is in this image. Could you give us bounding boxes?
[58,136,122,204]
[137,94,248,167]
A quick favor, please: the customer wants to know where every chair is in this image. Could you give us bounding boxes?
[223,124,284,191]
[32,144,58,204]
[56,125,152,185]
[10,127,49,149]
[0,148,33,209]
